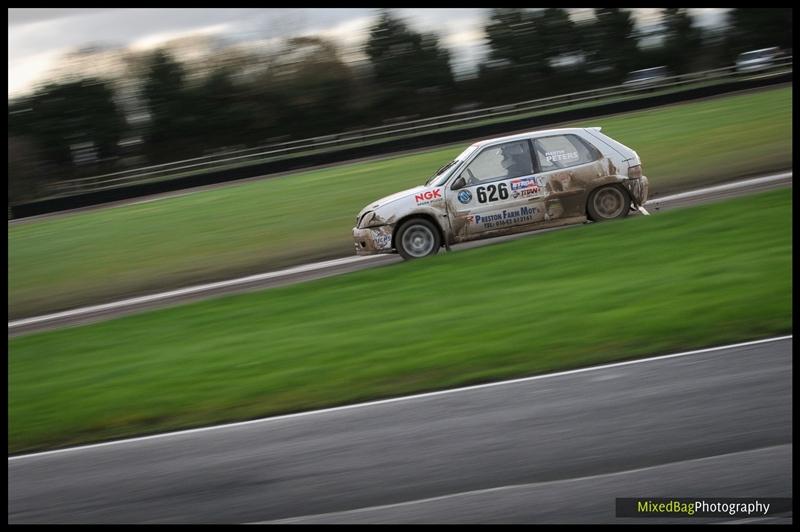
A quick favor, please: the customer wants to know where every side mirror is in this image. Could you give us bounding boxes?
[451,176,466,190]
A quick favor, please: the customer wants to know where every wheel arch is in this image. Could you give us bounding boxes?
[391,212,447,250]
[584,179,631,216]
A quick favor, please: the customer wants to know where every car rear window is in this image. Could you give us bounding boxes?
[534,135,598,171]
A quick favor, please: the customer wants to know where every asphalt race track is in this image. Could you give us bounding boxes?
[8,337,792,523]
[7,171,792,336]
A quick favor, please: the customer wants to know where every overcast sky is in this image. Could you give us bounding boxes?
[8,8,729,98]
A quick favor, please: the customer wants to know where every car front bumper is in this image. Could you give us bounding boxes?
[352,225,395,256]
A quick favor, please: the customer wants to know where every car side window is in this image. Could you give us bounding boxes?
[459,140,533,185]
[534,135,598,171]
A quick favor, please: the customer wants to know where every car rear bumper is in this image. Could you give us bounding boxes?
[353,226,395,256]
[624,175,649,207]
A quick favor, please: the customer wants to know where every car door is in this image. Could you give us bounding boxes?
[445,139,546,240]
[532,134,606,221]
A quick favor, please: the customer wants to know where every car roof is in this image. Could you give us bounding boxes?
[473,127,596,148]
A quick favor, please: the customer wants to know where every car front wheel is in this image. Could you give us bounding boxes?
[396,218,441,259]
[587,185,631,222]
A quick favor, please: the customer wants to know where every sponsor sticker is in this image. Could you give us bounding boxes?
[374,232,392,249]
[510,176,541,191]
[510,176,542,198]
[415,188,443,205]
[457,190,472,204]
[467,206,539,229]
[545,150,578,163]
[476,183,509,203]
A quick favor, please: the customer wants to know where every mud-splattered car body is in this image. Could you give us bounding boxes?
[353,127,649,258]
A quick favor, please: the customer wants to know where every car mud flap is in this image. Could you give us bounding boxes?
[623,177,648,208]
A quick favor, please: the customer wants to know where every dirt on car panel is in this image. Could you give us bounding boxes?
[450,210,472,241]
[545,171,569,193]
[567,159,616,216]
[544,170,584,219]
[542,199,565,221]
[608,158,617,176]
[545,192,581,219]
[429,199,451,226]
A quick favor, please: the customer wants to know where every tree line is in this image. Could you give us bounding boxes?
[8,8,793,203]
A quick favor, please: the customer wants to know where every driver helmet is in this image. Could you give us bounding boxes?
[500,143,525,169]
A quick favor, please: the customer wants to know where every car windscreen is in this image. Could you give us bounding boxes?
[427,144,480,186]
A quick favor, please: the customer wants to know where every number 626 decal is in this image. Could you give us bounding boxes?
[476,183,509,203]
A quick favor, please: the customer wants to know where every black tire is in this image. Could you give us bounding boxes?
[587,185,631,222]
[395,218,441,260]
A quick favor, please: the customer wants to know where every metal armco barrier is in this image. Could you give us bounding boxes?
[9,63,792,220]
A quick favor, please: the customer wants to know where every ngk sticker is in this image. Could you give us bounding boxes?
[415,189,443,205]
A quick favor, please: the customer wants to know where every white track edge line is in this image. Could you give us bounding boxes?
[645,172,791,204]
[8,254,384,327]
[9,172,791,330]
[8,334,792,461]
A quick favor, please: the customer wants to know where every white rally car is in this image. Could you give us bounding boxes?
[353,127,649,259]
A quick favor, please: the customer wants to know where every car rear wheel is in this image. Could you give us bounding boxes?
[396,218,441,259]
[587,185,631,222]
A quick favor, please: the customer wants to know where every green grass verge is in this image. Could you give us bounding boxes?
[8,86,792,318]
[9,188,792,453]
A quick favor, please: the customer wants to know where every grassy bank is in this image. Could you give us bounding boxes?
[8,86,792,318]
[9,188,792,453]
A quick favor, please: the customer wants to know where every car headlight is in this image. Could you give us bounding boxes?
[358,211,375,229]
[358,210,387,229]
